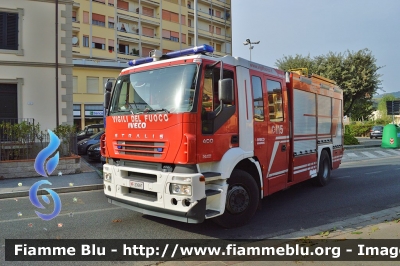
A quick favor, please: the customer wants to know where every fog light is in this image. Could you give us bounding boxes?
[170,183,192,196]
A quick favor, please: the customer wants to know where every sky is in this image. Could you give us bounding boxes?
[231,0,400,94]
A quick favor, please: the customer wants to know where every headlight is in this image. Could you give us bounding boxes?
[104,173,112,182]
[170,183,192,196]
[79,141,87,145]
[94,146,100,151]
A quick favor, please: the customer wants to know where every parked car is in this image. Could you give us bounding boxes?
[77,124,104,141]
[77,131,104,155]
[87,143,101,161]
[370,125,384,139]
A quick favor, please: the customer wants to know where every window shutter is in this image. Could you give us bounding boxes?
[0,12,18,50]
[142,27,154,37]
[117,0,129,10]
[142,47,153,56]
[142,7,154,17]
[92,36,105,44]
[170,12,179,23]
[87,77,99,94]
[92,13,105,22]
[181,15,186,25]
[181,33,186,44]
[162,29,170,38]
[83,11,89,24]
[162,10,171,21]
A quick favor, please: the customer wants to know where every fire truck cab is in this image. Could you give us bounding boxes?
[101,45,344,228]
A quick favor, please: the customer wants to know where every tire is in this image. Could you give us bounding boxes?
[313,150,331,186]
[370,136,373,139]
[213,169,259,228]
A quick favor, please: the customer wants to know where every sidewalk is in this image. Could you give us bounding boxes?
[0,158,103,199]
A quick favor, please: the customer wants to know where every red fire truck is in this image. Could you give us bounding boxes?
[101,44,344,228]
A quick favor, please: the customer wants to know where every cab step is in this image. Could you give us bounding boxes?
[205,209,220,218]
[205,189,221,197]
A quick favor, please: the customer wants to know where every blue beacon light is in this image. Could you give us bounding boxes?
[128,44,214,67]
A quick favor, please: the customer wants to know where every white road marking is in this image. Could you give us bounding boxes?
[365,171,382,175]
[360,152,377,158]
[374,151,391,156]
[346,153,358,157]
[386,149,400,155]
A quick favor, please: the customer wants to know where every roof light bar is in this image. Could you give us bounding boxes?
[127,44,214,67]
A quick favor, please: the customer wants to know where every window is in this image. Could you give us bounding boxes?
[108,39,114,52]
[209,8,214,16]
[87,77,99,94]
[162,10,184,24]
[118,44,129,54]
[142,6,154,17]
[216,43,221,52]
[83,11,89,24]
[108,17,114,28]
[252,76,264,121]
[216,27,221,35]
[92,36,105,50]
[162,29,179,42]
[266,79,283,122]
[202,68,235,134]
[83,36,89,47]
[73,76,78,93]
[188,18,191,27]
[142,47,153,57]
[108,0,115,6]
[0,83,18,120]
[216,10,221,18]
[0,10,21,53]
[209,25,214,33]
[181,33,186,44]
[142,27,154,37]
[117,0,129,11]
[72,11,77,22]
[92,13,105,27]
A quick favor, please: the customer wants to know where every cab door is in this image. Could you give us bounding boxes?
[264,76,290,194]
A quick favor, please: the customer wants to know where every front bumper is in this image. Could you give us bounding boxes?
[103,163,208,223]
[107,195,206,223]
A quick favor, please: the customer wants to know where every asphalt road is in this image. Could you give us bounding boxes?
[1,150,400,265]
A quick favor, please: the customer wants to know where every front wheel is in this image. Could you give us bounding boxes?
[313,150,331,186]
[213,169,259,228]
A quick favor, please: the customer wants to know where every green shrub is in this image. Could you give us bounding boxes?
[344,134,359,145]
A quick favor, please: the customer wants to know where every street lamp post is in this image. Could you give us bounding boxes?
[243,39,260,61]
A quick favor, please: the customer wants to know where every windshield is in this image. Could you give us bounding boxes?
[109,64,198,115]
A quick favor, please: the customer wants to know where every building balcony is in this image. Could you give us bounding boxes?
[211,0,231,10]
[117,31,140,43]
[187,8,231,26]
[72,21,80,32]
[141,0,160,7]
[141,35,160,46]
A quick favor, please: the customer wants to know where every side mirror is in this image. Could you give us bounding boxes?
[218,78,234,104]
[104,91,111,109]
[105,81,113,92]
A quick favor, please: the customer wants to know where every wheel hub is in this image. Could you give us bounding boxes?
[226,186,250,214]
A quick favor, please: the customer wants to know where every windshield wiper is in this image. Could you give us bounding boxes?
[145,108,170,113]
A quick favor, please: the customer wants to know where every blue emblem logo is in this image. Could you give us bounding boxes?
[29,129,62,221]
[29,180,62,221]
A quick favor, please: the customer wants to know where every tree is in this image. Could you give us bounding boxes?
[377,94,397,121]
[275,49,383,120]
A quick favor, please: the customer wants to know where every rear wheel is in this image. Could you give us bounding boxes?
[313,150,331,186]
[213,169,259,228]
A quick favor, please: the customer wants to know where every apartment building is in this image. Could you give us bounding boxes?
[0,0,73,131]
[72,0,231,129]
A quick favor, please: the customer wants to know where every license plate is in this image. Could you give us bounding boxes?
[129,181,144,190]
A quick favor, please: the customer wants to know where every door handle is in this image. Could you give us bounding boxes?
[281,144,286,151]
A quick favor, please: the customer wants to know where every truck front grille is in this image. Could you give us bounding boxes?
[116,141,165,158]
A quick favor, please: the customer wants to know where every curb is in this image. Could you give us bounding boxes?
[344,144,381,150]
[0,184,104,200]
